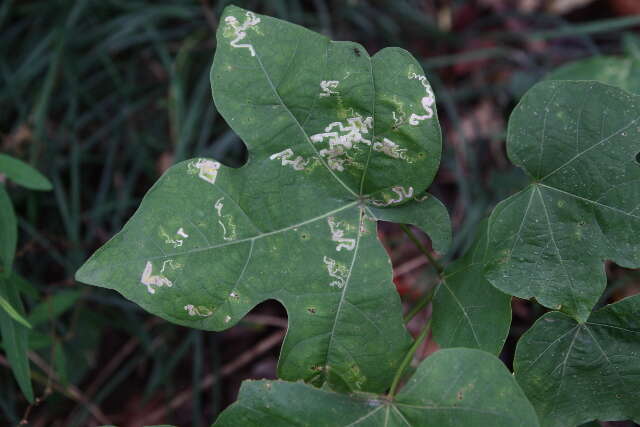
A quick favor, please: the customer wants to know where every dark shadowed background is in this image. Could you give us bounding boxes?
[1,0,639,425]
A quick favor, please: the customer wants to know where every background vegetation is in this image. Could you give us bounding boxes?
[1,0,639,425]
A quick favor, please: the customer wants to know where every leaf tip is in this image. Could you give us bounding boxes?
[74,258,98,287]
[37,178,53,192]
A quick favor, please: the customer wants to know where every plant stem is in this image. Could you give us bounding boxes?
[399,224,444,275]
[387,319,431,398]
[403,285,436,324]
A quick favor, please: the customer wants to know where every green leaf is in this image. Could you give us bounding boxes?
[0,184,17,278]
[0,294,31,329]
[514,294,640,427]
[432,221,511,355]
[214,348,539,427]
[76,6,444,392]
[0,154,52,191]
[0,274,34,402]
[368,192,451,254]
[27,289,82,328]
[547,56,640,94]
[484,80,640,321]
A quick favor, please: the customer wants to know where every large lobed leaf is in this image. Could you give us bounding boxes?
[214,348,539,427]
[75,6,448,393]
[514,294,640,426]
[484,80,640,321]
[432,220,511,355]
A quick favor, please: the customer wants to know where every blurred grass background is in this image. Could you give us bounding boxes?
[1,0,640,425]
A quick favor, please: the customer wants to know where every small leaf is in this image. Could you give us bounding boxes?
[432,221,511,355]
[0,184,17,278]
[76,6,444,392]
[0,154,52,191]
[0,294,31,329]
[514,294,640,427]
[0,275,34,402]
[214,348,539,427]
[27,289,82,328]
[369,192,451,254]
[484,81,640,321]
[547,56,640,94]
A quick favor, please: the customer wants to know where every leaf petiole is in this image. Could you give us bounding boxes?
[399,224,444,275]
[387,319,431,398]
[403,285,436,324]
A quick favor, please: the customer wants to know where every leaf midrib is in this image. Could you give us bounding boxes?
[358,46,376,196]
[146,201,359,261]
[323,206,365,384]
[547,326,581,417]
[538,113,640,182]
[538,183,640,220]
[536,186,581,314]
[344,404,384,426]
[439,277,481,347]
[253,46,359,199]
[500,178,640,316]
[532,320,634,421]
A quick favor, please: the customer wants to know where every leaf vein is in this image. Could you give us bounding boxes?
[540,115,640,182]
[253,48,357,198]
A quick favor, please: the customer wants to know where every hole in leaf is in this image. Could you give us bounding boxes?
[307,307,317,314]
[636,152,640,164]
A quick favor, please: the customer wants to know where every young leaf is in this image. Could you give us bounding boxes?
[0,275,34,402]
[76,6,445,393]
[432,221,511,355]
[0,154,52,191]
[484,81,640,321]
[0,184,17,278]
[514,294,640,427]
[214,348,539,427]
[547,56,640,94]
